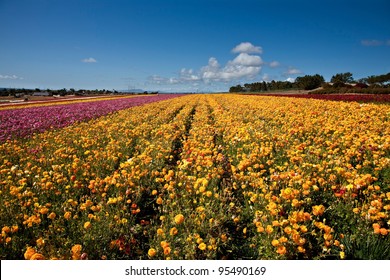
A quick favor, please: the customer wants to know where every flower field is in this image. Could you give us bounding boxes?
[0,94,181,141]
[1,94,389,260]
[246,93,390,103]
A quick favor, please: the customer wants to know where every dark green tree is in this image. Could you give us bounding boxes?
[229,84,244,92]
[295,74,325,90]
[330,72,354,84]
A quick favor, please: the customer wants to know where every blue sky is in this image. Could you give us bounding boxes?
[1,0,389,92]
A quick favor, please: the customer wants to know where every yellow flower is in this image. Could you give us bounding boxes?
[340,251,345,259]
[169,227,178,236]
[312,205,325,216]
[266,225,274,234]
[148,248,157,257]
[174,214,185,225]
[198,243,207,251]
[83,221,92,230]
[271,239,280,247]
[36,237,45,247]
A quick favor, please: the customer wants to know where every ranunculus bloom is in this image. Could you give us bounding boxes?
[174,214,185,225]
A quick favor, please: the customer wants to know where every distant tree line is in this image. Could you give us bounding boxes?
[0,87,160,97]
[0,88,122,97]
[229,72,390,94]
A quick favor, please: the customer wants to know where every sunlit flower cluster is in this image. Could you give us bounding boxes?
[0,94,389,259]
[0,94,181,141]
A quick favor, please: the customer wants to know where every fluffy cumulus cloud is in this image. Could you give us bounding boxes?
[81,57,97,63]
[148,42,265,88]
[232,42,263,54]
[231,53,263,66]
[148,42,305,91]
[201,55,262,82]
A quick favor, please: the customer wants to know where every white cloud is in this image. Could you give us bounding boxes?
[180,68,201,82]
[201,54,262,82]
[148,42,266,89]
[82,57,97,63]
[0,74,23,80]
[269,61,280,68]
[231,53,263,66]
[285,67,302,75]
[232,42,263,54]
[286,77,295,83]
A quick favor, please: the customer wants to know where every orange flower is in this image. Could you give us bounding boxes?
[156,197,163,205]
[36,237,45,247]
[163,246,171,255]
[297,246,306,253]
[312,205,325,216]
[24,247,36,260]
[2,226,10,234]
[30,253,45,260]
[169,227,178,236]
[276,246,287,255]
[64,211,72,220]
[71,244,82,260]
[284,226,292,235]
[48,212,56,220]
[174,214,185,225]
[257,226,264,233]
[221,234,228,242]
[160,241,169,248]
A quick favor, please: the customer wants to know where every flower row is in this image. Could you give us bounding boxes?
[0,94,182,141]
